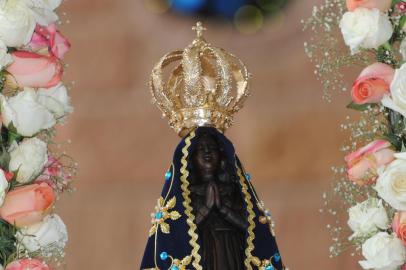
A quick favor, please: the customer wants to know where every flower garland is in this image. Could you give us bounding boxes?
[0,0,76,269]
[305,0,406,269]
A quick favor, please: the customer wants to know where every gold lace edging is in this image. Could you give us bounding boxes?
[180,130,202,270]
[237,163,256,270]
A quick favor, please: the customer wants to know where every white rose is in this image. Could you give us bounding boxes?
[339,8,393,54]
[359,232,406,270]
[0,0,36,47]
[382,63,406,117]
[348,198,389,240]
[400,38,406,61]
[0,89,56,137]
[9,137,48,183]
[17,214,67,255]
[375,152,406,210]
[0,169,8,207]
[23,0,62,25]
[37,83,73,120]
[0,40,12,70]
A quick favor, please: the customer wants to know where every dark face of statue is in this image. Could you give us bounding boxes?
[193,133,221,176]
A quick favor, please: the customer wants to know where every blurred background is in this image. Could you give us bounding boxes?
[55,0,362,269]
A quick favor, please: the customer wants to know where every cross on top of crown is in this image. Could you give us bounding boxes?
[192,21,206,38]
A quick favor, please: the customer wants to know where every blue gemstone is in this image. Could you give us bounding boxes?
[160,252,168,261]
[155,212,163,220]
[265,265,273,270]
[245,173,251,181]
[274,253,281,262]
[165,170,172,181]
[171,266,179,270]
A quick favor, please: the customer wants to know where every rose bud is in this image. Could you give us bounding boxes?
[351,63,394,105]
[345,140,395,185]
[346,0,392,12]
[395,2,406,13]
[5,258,52,270]
[393,212,406,245]
[29,23,71,59]
[0,182,55,227]
[6,51,63,89]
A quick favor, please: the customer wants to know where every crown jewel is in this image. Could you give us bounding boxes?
[150,22,250,137]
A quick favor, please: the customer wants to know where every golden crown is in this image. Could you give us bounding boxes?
[149,22,250,137]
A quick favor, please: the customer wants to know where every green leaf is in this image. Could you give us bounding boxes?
[393,0,402,6]
[382,133,403,151]
[376,43,397,67]
[8,178,20,191]
[6,124,22,146]
[381,42,393,52]
[346,102,375,111]
[0,70,5,93]
[400,15,406,30]
[0,220,17,265]
[0,147,10,170]
[387,109,405,135]
[6,47,16,54]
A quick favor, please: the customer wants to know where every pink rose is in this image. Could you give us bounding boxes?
[0,182,55,227]
[29,24,71,59]
[346,0,392,12]
[345,140,395,185]
[396,2,406,13]
[6,51,63,89]
[351,63,394,105]
[6,258,52,270]
[393,212,406,245]
[29,28,48,52]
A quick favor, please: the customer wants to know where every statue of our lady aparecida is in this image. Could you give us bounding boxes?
[141,22,286,270]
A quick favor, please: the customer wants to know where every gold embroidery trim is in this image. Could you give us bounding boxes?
[179,130,202,270]
[152,164,176,269]
[237,163,256,270]
[242,163,277,237]
[164,164,175,202]
[149,196,181,237]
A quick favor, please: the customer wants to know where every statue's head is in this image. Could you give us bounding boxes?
[192,130,221,176]
[185,127,239,185]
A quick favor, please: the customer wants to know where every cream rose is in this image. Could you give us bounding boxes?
[16,214,68,255]
[9,137,48,184]
[348,198,389,239]
[0,169,8,207]
[382,63,406,117]
[339,8,393,54]
[0,89,56,137]
[23,0,62,26]
[37,83,73,120]
[0,40,12,70]
[400,39,406,61]
[0,0,36,47]
[375,152,406,211]
[359,232,406,270]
